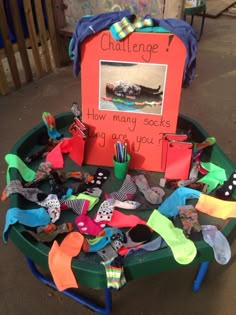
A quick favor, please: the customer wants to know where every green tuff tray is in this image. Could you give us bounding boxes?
[6,112,236,289]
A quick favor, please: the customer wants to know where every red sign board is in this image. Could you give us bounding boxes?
[81,30,186,171]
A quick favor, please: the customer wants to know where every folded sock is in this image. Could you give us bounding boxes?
[48,232,84,291]
[3,207,50,243]
[201,225,231,265]
[147,210,197,265]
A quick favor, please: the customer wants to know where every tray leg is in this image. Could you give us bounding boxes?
[192,261,210,292]
[26,257,112,315]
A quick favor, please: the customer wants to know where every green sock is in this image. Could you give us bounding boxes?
[147,210,197,265]
[5,154,36,184]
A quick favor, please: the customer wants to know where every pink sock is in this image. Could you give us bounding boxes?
[75,214,103,236]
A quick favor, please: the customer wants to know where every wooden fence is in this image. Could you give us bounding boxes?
[0,0,61,96]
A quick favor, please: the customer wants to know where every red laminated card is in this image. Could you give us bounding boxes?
[81,30,186,171]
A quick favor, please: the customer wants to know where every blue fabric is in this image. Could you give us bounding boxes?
[158,187,201,218]
[3,207,51,243]
[149,17,198,87]
[71,10,134,77]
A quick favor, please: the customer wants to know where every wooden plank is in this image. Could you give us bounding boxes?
[164,0,185,18]
[23,0,44,77]
[9,0,33,83]
[205,0,236,18]
[45,0,61,67]
[0,1,21,89]
[34,0,52,72]
[0,59,9,95]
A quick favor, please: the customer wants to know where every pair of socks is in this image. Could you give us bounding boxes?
[147,210,197,265]
[133,174,165,205]
[48,232,84,291]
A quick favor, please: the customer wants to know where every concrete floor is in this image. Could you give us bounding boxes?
[0,15,236,315]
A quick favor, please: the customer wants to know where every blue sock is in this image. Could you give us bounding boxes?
[158,187,201,217]
[3,207,51,243]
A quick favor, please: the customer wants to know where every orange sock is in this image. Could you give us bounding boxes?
[48,232,84,291]
[195,194,236,219]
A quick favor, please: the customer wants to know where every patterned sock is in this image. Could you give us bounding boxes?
[110,17,135,40]
[94,199,114,224]
[61,198,89,215]
[178,205,201,236]
[75,214,103,236]
[42,112,63,140]
[215,171,236,199]
[101,256,126,290]
[5,180,47,203]
[24,162,52,187]
[106,174,137,201]
[98,239,123,262]
[87,168,110,188]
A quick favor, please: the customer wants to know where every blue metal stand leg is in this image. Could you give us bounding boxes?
[26,257,112,315]
[192,261,210,292]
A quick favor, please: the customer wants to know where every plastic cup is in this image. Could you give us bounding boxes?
[113,154,130,180]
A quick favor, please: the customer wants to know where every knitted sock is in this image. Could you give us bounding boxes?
[178,205,201,237]
[5,153,36,184]
[195,193,236,219]
[3,207,50,243]
[158,187,201,218]
[133,174,165,204]
[201,225,231,265]
[48,232,84,291]
[107,209,146,228]
[147,210,197,265]
[106,174,137,201]
[215,171,236,199]
[110,17,135,40]
[101,256,126,290]
[23,222,73,243]
[42,112,63,140]
[87,168,110,188]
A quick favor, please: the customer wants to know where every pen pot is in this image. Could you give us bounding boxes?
[113,154,130,180]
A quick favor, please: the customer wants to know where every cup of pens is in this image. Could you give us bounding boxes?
[113,141,130,180]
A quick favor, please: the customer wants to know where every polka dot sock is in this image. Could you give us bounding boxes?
[215,171,236,200]
[87,168,110,188]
